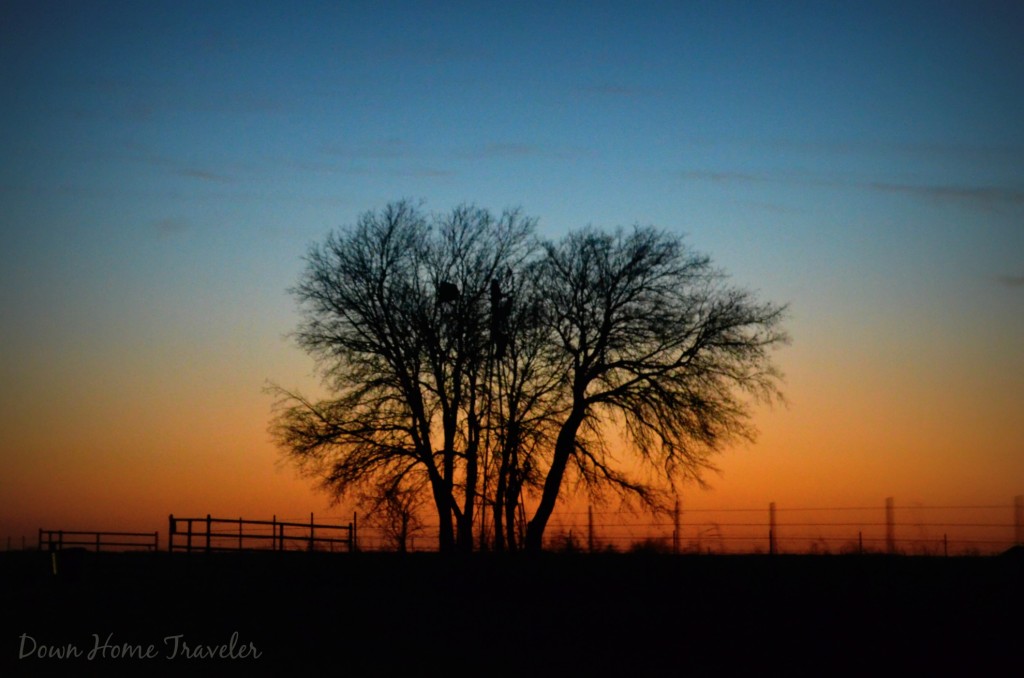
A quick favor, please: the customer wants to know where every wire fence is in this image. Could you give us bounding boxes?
[14,497,1023,555]
[344,497,1024,556]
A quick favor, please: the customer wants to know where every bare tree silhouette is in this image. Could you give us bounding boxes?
[269,200,535,552]
[270,203,787,552]
[359,477,429,553]
[523,227,788,551]
[484,263,565,551]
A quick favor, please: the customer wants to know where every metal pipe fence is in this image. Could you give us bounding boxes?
[38,529,159,552]
[167,514,355,553]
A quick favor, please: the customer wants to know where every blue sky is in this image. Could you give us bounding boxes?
[2,1,1022,538]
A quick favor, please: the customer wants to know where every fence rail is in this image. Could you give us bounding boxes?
[167,514,356,553]
[21,497,1021,555]
[38,529,159,552]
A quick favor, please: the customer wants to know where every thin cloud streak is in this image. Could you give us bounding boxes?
[460,143,590,161]
[178,168,233,183]
[391,167,454,178]
[154,218,189,238]
[680,170,1024,209]
[471,143,538,158]
[724,139,1024,165]
[321,165,454,179]
[319,139,589,166]
[995,274,1024,288]
[679,170,766,185]
[321,139,415,160]
[302,140,455,178]
[121,142,235,183]
[575,84,648,98]
[867,182,1024,205]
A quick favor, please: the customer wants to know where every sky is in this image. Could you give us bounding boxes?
[2,1,1022,548]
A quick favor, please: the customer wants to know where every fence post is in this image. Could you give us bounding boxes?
[885,497,895,554]
[1015,495,1023,546]
[205,514,212,553]
[673,499,681,555]
[186,519,193,553]
[769,502,777,555]
[272,515,277,551]
[587,506,594,553]
[168,515,175,553]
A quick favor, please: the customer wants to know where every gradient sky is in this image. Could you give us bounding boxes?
[2,1,1022,545]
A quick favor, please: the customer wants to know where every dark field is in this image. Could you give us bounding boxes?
[2,549,1021,675]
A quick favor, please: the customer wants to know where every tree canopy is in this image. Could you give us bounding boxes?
[270,201,788,552]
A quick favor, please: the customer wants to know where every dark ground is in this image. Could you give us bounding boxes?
[2,548,1021,676]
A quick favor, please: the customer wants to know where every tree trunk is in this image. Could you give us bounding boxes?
[459,396,480,553]
[505,475,520,552]
[398,515,408,554]
[525,407,586,551]
[493,471,507,553]
[492,431,512,552]
[431,480,455,553]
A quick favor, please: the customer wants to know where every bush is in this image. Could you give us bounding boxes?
[628,537,672,554]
